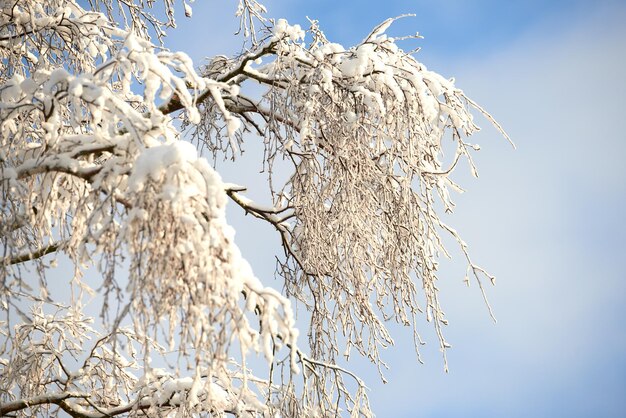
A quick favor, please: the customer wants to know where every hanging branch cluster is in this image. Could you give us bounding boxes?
[1,0,510,417]
[192,15,511,370]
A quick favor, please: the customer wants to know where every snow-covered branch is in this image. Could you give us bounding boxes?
[1,1,509,416]
[0,392,91,416]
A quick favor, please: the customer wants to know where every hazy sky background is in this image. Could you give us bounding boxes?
[164,1,626,416]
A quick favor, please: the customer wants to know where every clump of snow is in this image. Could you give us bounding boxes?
[339,43,376,78]
[183,1,193,17]
[127,141,198,193]
[271,18,305,42]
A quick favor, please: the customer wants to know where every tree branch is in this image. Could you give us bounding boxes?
[224,185,325,278]
[7,242,61,265]
[0,392,90,416]
[158,42,279,116]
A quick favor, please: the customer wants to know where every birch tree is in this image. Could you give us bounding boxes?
[0,0,511,416]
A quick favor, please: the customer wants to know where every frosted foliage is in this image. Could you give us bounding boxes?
[270,20,493,368]
[1,2,509,418]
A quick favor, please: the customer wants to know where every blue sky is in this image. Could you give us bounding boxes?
[165,1,626,416]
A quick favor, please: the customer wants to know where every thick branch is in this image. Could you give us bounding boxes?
[0,389,243,418]
[216,42,279,84]
[158,42,278,116]
[0,392,90,415]
[12,142,115,181]
[7,242,61,265]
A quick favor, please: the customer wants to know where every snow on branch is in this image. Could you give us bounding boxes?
[188,15,511,374]
[1,1,510,416]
